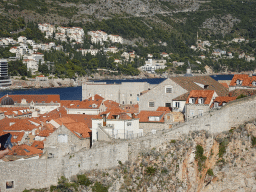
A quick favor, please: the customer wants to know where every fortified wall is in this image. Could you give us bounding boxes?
[1,95,256,191]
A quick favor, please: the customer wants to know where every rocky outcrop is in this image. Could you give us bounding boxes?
[72,122,256,191]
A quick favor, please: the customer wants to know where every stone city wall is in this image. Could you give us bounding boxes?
[1,95,256,191]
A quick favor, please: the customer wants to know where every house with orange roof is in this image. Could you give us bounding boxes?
[229,74,256,91]
[91,109,142,145]
[211,96,236,109]
[185,90,217,120]
[5,144,43,161]
[0,94,61,114]
[31,140,44,150]
[65,95,105,115]
[44,123,91,158]
[49,116,76,128]
[136,110,183,135]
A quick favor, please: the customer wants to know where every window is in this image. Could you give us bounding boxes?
[151,129,156,134]
[236,79,243,85]
[165,86,172,93]
[6,181,14,189]
[253,81,256,86]
[130,101,132,104]
[199,110,203,116]
[198,98,204,104]
[165,103,171,107]
[189,98,195,104]
[175,102,180,108]
[130,94,132,96]
[122,101,124,104]
[127,122,132,126]
[214,102,219,108]
[222,102,227,106]
[137,94,139,96]
[149,102,154,107]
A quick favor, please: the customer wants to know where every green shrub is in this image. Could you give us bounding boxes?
[170,140,176,144]
[219,138,229,158]
[77,174,91,186]
[92,182,108,192]
[252,135,256,147]
[206,168,214,176]
[146,166,156,175]
[195,145,207,171]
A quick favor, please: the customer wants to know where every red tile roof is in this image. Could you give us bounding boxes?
[211,96,236,107]
[67,94,104,109]
[137,111,166,123]
[229,74,256,87]
[3,119,39,131]
[54,116,76,125]
[156,107,172,112]
[186,90,215,105]
[37,129,54,137]
[0,95,60,104]
[220,83,229,88]
[7,144,43,156]
[31,141,44,150]
[64,122,91,138]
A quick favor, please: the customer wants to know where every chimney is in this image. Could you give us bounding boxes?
[92,95,94,101]
[59,113,61,118]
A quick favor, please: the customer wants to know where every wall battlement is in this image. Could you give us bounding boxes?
[1,95,256,191]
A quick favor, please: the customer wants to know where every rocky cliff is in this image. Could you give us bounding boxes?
[26,120,256,191]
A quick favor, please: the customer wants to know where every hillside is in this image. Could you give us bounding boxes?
[24,120,256,191]
[1,0,256,42]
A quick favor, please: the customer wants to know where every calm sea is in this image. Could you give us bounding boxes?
[0,86,83,101]
[0,76,232,101]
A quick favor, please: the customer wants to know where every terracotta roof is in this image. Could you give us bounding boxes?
[156,107,172,112]
[63,122,91,138]
[230,74,256,87]
[40,106,67,119]
[31,141,44,150]
[4,119,39,131]
[54,116,76,125]
[170,76,229,96]
[37,128,54,137]
[211,96,236,107]
[67,94,104,109]
[137,111,166,123]
[220,83,229,88]
[7,144,43,156]
[60,100,80,107]
[103,100,120,110]
[66,114,99,128]
[186,90,215,105]
[0,95,60,104]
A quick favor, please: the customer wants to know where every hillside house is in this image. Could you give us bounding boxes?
[185,90,217,120]
[229,74,256,91]
[211,96,236,109]
[139,76,228,111]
